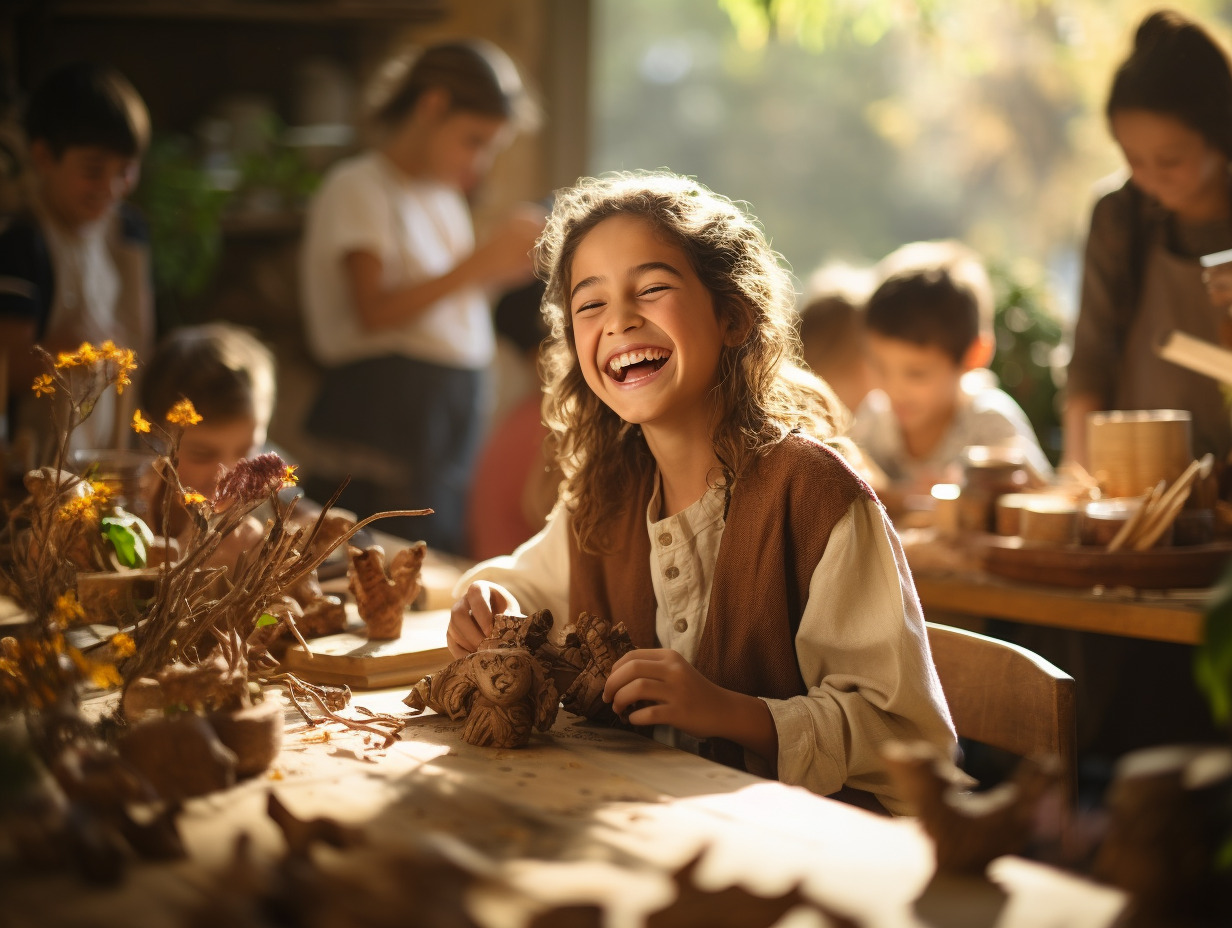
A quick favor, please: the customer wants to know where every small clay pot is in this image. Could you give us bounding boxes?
[208,697,283,777]
[118,713,237,800]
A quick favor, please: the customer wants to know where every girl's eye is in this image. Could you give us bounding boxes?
[574,300,602,315]
[639,284,670,297]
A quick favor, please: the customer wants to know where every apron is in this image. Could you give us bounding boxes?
[1117,223,1232,461]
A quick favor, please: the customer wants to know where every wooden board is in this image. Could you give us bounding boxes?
[980,535,1232,590]
[279,607,452,689]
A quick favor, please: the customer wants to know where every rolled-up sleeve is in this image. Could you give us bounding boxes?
[764,495,959,815]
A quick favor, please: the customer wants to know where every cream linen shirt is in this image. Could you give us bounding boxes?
[454,483,958,815]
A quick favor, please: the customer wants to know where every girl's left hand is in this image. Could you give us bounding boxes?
[602,648,729,737]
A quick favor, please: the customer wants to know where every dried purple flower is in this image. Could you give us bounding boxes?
[213,452,290,507]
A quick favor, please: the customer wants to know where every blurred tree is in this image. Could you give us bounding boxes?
[592,0,1229,304]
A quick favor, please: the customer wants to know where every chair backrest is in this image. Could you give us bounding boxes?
[926,622,1077,802]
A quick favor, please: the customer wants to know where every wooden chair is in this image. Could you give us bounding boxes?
[926,622,1077,804]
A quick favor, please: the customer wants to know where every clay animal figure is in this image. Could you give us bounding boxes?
[347,542,425,639]
[882,739,1060,875]
[547,611,637,721]
[404,646,558,748]
[404,609,637,748]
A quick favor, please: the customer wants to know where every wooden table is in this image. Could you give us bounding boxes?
[9,691,1128,928]
[914,569,1207,645]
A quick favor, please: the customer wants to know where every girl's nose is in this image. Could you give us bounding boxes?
[606,299,643,335]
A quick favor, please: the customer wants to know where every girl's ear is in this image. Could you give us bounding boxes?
[961,332,995,372]
[720,298,753,347]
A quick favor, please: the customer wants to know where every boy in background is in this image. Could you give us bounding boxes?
[848,241,1052,504]
[0,62,153,454]
[796,262,874,416]
[139,323,276,514]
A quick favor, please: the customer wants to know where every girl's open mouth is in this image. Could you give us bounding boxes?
[607,347,671,383]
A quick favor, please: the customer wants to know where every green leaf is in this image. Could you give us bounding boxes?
[256,613,279,628]
[1195,561,1232,724]
[101,518,148,569]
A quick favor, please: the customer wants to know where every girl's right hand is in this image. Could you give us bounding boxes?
[446,581,519,657]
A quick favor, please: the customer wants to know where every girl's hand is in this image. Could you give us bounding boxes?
[446,581,519,657]
[602,648,730,736]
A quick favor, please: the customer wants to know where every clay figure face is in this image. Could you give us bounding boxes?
[473,650,534,707]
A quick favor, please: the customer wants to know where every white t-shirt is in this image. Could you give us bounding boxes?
[300,151,494,370]
[848,370,1054,488]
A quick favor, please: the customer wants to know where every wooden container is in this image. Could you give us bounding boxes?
[1080,498,1153,547]
[1018,497,1079,545]
[1087,410,1192,499]
[995,493,1035,536]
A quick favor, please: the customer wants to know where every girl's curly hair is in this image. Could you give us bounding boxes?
[535,171,841,553]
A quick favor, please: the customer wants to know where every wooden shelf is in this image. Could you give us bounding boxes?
[47,0,447,24]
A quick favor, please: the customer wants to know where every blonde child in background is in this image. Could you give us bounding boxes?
[445,172,959,815]
[795,262,874,416]
[0,62,153,455]
[138,323,277,565]
[299,40,545,554]
[849,241,1052,508]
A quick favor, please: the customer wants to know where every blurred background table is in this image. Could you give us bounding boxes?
[913,569,1206,644]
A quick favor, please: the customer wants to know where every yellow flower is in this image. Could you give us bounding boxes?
[76,342,100,363]
[131,410,151,433]
[88,662,123,690]
[182,491,207,506]
[282,464,299,487]
[57,495,99,522]
[89,480,113,503]
[53,592,86,625]
[110,633,136,657]
[166,398,203,427]
[31,374,55,397]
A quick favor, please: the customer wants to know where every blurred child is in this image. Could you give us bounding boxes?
[849,241,1052,500]
[445,172,959,815]
[796,262,874,415]
[300,40,544,554]
[0,62,153,454]
[138,323,276,562]
[465,278,561,560]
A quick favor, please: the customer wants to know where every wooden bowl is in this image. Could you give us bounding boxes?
[1018,497,1079,545]
[1080,498,1142,547]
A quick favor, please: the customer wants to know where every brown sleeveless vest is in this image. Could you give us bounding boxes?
[568,433,874,768]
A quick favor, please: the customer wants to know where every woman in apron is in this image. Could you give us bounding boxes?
[1066,9,1232,466]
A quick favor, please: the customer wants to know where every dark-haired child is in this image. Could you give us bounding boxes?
[849,241,1052,497]
[0,62,153,453]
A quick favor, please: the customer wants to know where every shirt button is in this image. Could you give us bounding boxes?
[658,532,673,546]
[665,566,680,580]
[673,618,688,633]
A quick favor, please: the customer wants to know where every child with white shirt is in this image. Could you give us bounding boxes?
[299,40,544,553]
[0,62,153,457]
[444,171,959,815]
[848,241,1053,506]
